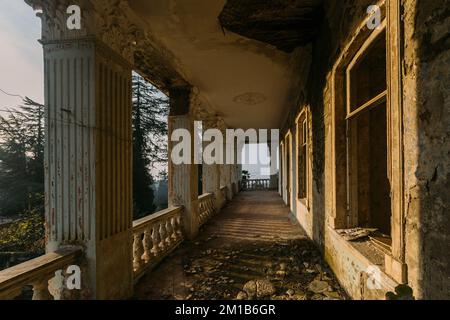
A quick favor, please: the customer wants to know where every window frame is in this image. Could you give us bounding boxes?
[295,108,309,206]
[330,1,408,283]
[345,25,389,230]
[284,131,293,210]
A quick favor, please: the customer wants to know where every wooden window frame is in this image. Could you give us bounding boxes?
[284,131,293,211]
[329,0,407,283]
[295,109,310,207]
[280,141,284,199]
[345,24,388,229]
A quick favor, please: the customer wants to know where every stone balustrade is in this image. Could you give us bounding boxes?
[0,248,81,300]
[242,179,271,191]
[132,207,183,281]
[198,193,216,227]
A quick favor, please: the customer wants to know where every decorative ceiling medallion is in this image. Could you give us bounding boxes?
[233,92,266,105]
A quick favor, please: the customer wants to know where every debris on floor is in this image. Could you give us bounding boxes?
[337,228,378,241]
[135,238,348,300]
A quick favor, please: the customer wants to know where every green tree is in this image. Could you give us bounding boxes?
[0,97,44,216]
[132,73,169,218]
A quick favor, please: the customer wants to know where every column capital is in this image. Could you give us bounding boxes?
[27,0,140,64]
[169,85,193,116]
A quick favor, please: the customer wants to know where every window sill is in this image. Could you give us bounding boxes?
[297,198,309,210]
[333,228,392,272]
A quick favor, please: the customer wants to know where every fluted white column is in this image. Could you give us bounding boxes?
[168,86,199,239]
[43,40,133,299]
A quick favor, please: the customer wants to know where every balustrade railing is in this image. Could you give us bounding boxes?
[242,179,271,191]
[198,193,215,227]
[0,248,81,300]
[132,207,183,281]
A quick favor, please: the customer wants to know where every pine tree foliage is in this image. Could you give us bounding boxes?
[0,97,44,216]
[132,73,169,218]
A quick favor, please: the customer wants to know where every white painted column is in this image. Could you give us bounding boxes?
[224,141,233,200]
[267,141,279,190]
[202,122,222,210]
[235,140,245,193]
[237,164,243,191]
[230,142,240,195]
[43,40,133,299]
[168,86,199,240]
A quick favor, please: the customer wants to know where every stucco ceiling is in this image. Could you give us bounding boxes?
[129,0,321,129]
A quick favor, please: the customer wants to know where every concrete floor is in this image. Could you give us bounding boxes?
[134,191,348,300]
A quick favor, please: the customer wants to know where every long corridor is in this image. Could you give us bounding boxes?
[134,191,348,300]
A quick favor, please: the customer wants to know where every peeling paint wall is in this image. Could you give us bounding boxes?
[402,0,450,299]
[281,0,450,299]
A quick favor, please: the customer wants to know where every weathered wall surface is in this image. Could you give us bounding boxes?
[282,0,449,299]
[281,0,387,299]
[402,0,450,299]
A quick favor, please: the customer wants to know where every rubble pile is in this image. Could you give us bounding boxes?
[179,238,348,300]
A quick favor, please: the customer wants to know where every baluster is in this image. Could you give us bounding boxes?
[142,227,154,263]
[133,232,144,271]
[210,198,215,216]
[204,202,207,221]
[158,222,167,252]
[165,218,173,247]
[208,198,214,217]
[32,277,53,300]
[199,202,203,225]
[201,202,206,223]
[176,215,183,239]
[171,216,179,242]
[205,200,209,220]
[151,224,161,257]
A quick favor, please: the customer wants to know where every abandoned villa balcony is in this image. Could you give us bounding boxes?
[0,0,448,302]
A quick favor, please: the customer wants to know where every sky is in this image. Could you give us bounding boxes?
[0,0,43,113]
